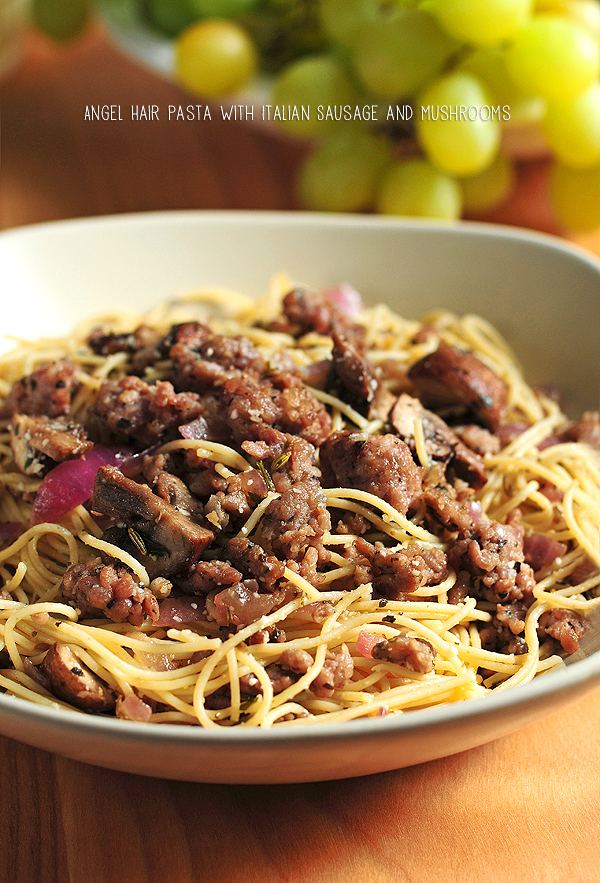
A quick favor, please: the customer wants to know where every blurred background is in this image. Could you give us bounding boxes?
[1,0,600,257]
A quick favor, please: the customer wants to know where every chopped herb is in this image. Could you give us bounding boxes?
[271,450,291,471]
[127,527,170,559]
[256,460,275,491]
[127,527,148,555]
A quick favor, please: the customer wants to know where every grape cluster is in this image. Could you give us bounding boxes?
[35,0,600,231]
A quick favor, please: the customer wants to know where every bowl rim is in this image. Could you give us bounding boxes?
[3,206,600,266]
[0,640,596,748]
[1,208,599,751]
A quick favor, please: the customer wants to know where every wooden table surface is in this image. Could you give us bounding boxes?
[1,21,600,883]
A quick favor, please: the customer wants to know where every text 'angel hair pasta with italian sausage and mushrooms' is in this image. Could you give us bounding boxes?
[0,277,598,727]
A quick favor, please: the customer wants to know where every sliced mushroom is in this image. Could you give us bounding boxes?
[408,340,507,431]
[390,393,488,490]
[42,642,116,713]
[91,465,214,578]
[10,414,93,476]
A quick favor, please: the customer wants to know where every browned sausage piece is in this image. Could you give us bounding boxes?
[408,340,507,431]
[320,431,423,516]
[42,643,116,713]
[372,636,437,673]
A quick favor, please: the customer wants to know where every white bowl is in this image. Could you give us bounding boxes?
[1,210,599,783]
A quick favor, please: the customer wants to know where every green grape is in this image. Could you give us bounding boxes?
[297,128,392,212]
[416,72,501,176]
[318,0,380,48]
[241,0,326,73]
[543,82,600,168]
[271,55,357,137]
[175,19,258,98]
[429,0,533,46]
[99,0,142,30]
[461,152,515,211]
[457,47,545,126]
[505,14,600,101]
[32,0,90,40]
[188,0,259,17]
[550,160,600,229]
[352,7,457,100]
[536,0,600,42]
[145,0,196,37]
[376,158,462,219]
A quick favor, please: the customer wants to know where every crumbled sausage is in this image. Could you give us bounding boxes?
[170,329,266,394]
[320,431,423,516]
[94,376,202,446]
[449,516,536,605]
[423,472,535,605]
[254,481,331,575]
[221,373,332,448]
[239,664,296,696]
[2,358,77,419]
[312,645,354,697]
[241,428,321,492]
[279,647,314,674]
[61,556,165,626]
[355,537,449,600]
[87,324,164,374]
[372,635,437,673]
[180,559,242,595]
[224,537,285,591]
[280,288,364,342]
[539,608,589,654]
[454,424,501,457]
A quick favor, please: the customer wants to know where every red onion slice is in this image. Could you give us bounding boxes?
[178,417,209,440]
[30,445,131,526]
[356,630,383,659]
[116,694,153,722]
[322,284,363,317]
[524,533,567,572]
[154,596,207,628]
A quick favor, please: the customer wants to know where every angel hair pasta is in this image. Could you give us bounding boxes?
[0,276,598,728]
